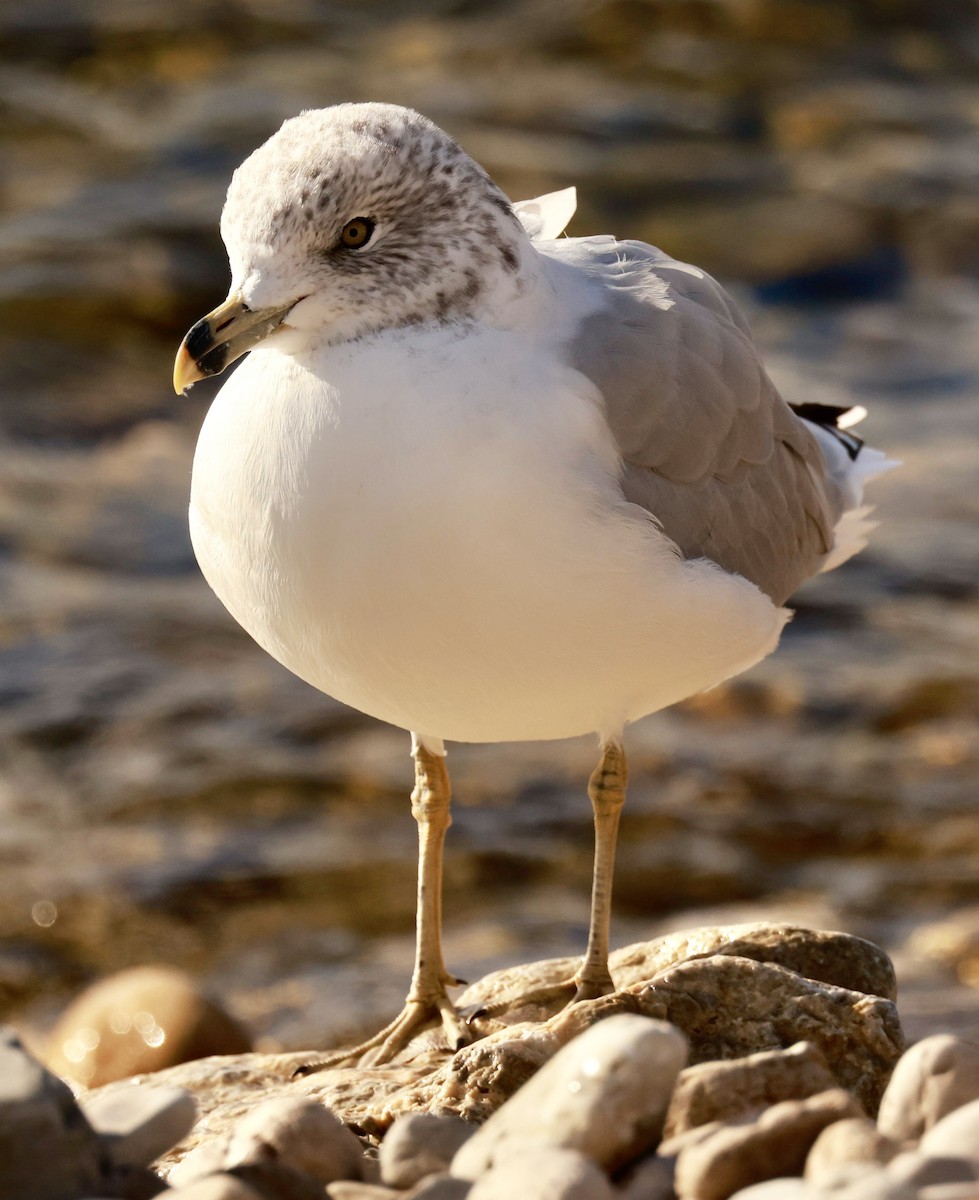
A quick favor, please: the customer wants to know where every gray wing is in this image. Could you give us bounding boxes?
[546,237,842,605]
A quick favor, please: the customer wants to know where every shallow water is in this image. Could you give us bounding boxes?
[1,1,978,1058]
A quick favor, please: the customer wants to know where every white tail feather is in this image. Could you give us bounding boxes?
[803,425,899,575]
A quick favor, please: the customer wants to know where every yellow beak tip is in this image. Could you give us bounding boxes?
[173,344,202,395]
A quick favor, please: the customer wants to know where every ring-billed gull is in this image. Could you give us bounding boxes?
[173,102,894,1068]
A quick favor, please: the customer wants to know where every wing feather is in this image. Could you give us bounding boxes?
[545,237,840,604]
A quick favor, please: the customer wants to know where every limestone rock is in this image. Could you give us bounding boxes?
[664,1042,840,1137]
[701,928,898,1003]
[639,954,902,1114]
[226,1095,365,1184]
[379,1113,474,1188]
[670,1088,863,1200]
[877,1035,979,1142]
[804,1116,899,1180]
[47,966,252,1088]
[459,926,897,1024]
[80,1082,197,1169]
[451,1015,687,1179]
[466,1145,614,1200]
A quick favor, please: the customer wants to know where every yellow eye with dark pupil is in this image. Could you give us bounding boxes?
[340,217,374,249]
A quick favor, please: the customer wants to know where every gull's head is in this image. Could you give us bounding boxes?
[173,102,529,392]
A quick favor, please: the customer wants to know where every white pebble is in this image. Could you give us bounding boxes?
[226,1095,364,1184]
[467,1145,613,1200]
[921,1099,979,1165]
[80,1082,197,1168]
[452,1014,687,1179]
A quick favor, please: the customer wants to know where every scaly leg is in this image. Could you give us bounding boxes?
[462,740,628,1022]
[295,739,470,1075]
[572,740,627,999]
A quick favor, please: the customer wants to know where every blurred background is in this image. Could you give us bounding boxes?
[1,0,978,1086]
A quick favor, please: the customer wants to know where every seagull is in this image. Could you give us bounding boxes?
[173,102,894,1068]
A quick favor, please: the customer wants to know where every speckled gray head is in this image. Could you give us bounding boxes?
[174,102,529,390]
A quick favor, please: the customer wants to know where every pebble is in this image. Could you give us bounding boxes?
[671,1088,863,1200]
[168,1175,265,1200]
[617,1153,676,1200]
[404,1175,472,1198]
[224,1160,330,1199]
[379,1113,474,1188]
[466,1145,614,1200]
[920,1099,979,1163]
[79,1082,197,1169]
[804,1116,898,1180]
[885,1150,979,1189]
[725,1182,818,1200]
[225,1095,365,1185]
[46,966,252,1089]
[0,1026,104,1200]
[917,1186,979,1200]
[326,1183,401,1199]
[665,1042,840,1137]
[877,1035,979,1142]
[451,1014,688,1179]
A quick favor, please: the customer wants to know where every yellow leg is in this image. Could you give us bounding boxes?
[572,741,627,1000]
[295,741,470,1075]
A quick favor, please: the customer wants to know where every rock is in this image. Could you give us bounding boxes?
[0,1026,105,1200]
[47,967,252,1088]
[669,1088,864,1200]
[877,1035,979,1142]
[461,926,898,1022]
[167,1141,228,1189]
[225,1160,330,1199]
[916,1186,979,1200]
[451,1015,687,1179]
[724,1183,818,1200]
[616,1153,676,1200]
[920,1099,979,1163]
[404,1176,471,1200]
[813,1171,918,1200]
[664,1042,840,1137]
[885,1151,979,1189]
[379,1113,474,1188]
[225,1096,365,1184]
[804,1116,899,1180]
[466,1145,614,1200]
[168,1175,264,1199]
[80,1082,197,1169]
[326,1184,400,1199]
[640,954,902,1114]
[702,928,898,1004]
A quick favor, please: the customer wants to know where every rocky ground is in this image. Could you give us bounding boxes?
[8,925,979,1199]
[1,1,979,1195]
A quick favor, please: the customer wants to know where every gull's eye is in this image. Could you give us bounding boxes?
[340,217,375,249]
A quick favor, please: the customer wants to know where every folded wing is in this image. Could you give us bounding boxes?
[546,237,855,605]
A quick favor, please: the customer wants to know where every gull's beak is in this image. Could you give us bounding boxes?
[173,291,293,394]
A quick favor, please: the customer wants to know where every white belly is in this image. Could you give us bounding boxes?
[190,325,786,743]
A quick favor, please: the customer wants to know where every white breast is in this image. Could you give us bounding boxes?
[190,324,787,744]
